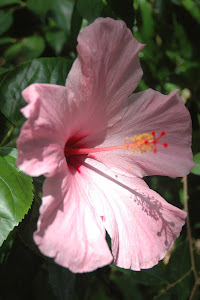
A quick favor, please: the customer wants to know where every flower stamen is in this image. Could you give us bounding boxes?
[64,131,168,157]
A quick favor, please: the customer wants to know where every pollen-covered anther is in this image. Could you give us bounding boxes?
[124,131,168,155]
[124,133,154,155]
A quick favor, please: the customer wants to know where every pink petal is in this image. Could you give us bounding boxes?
[17,84,68,176]
[17,82,107,177]
[66,18,144,126]
[81,89,194,178]
[79,163,186,270]
[34,161,113,273]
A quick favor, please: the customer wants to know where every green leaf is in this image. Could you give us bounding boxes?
[17,183,42,254]
[77,0,103,22]
[173,18,193,60]
[5,36,45,61]
[110,268,144,300]
[182,0,200,24]
[0,11,13,36]
[0,0,21,8]
[21,36,45,60]
[194,222,200,229]
[0,37,16,45]
[4,43,22,60]
[0,57,73,126]
[155,294,172,300]
[70,0,82,48]
[164,82,181,94]
[138,0,155,41]
[51,0,74,33]
[111,263,166,287]
[0,147,33,246]
[27,0,54,17]
[45,30,66,55]
[165,241,193,300]
[0,67,12,75]
[191,153,200,175]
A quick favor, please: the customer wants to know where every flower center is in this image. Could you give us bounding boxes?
[64,131,168,157]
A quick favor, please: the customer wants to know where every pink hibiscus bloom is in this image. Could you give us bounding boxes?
[17,18,194,273]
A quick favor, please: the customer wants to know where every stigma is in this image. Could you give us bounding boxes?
[64,131,168,157]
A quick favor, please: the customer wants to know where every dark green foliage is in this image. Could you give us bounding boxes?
[191,153,200,175]
[27,0,55,17]
[0,0,21,7]
[77,0,103,22]
[106,0,135,29]
[0,57,72,125]
[0,10,13,35]
[48,262,76,300]
[0,0,200,299]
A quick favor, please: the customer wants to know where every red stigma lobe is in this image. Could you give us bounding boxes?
[151,131,168,153]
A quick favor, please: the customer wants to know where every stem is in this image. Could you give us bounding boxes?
[155,269,192,298]
[183,176,200,300]
[183,176,198,280]
[0,126,15,147]
[155,176,199,300]
[189,282,199,300]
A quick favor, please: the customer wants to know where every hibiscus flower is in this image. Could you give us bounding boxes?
[17,18,194,273]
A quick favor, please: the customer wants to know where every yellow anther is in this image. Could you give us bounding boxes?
[124,133,154,155]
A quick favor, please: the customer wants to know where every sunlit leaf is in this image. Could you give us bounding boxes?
[0,147,33,246]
